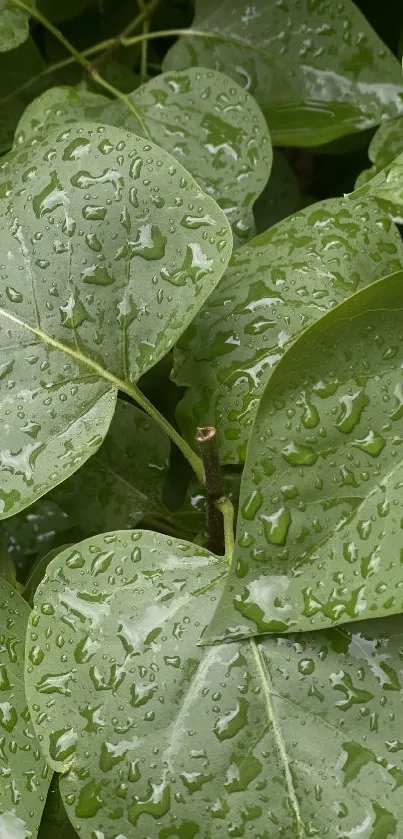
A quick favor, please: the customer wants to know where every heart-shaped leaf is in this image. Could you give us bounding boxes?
[0,0,30,52]
[48,399,170,537]
[25,532,403,837]
[0,122,231,518]
[14,67,272,246]
[205,271,403,642]
[173,197,403,463]
[163,0,403,147]
[0,578,51,836]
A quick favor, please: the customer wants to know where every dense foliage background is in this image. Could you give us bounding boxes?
[2,1,403,837]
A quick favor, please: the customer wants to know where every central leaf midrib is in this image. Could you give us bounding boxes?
[250,638,304,836]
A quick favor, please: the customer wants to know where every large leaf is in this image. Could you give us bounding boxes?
[205,271,403,643]
[172,197,403,464]
[25,532,403,837]
[0,578,51,836]
[14,67,272,246]
[163,0,403,147]
[0,122,231,518]
[0,0,30,52]
[49,399,170,535]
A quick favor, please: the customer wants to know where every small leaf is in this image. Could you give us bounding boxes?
[173,197,403,463]
[0,0,31,52]
[352,143,403,224]
[206,271,403,642]
[0,123,231,517]
[0,578,51,836]
[15,67,272,245]
[25,534,403,836]
[163,0,403,146]
[49,399,170,535]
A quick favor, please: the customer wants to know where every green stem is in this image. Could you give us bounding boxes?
[9,0,151,139]
[129,384,204,485]
[215,496,235,565]
[138,0,150,84]
[88,0,162,73]
[122,27,216,48]
[90,71,151,138]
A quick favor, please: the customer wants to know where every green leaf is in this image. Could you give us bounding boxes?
[173,197,403,464]
[0,122,231,518]
[163,0,403,147]
[0,38,50,154]
[355,116,403,188]
[205,270,403,642]
[38,776,78,839]
[25,533,403,836]
[14,67,272,245]
[0,578,51,836]
[352,145,403,225]
[49,399,170,535]
[0,0,31,52]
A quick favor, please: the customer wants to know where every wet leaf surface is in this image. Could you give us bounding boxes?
[172,197,403,463]
[0,0,30,52]
[25,532,403,838]
[205,271,403,642]
[353,141,403,224]
[163,0,403,147]
[0,122,231,518]
[0,578,51,836]
[15,67,272,246]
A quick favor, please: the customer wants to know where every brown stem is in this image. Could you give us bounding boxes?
[196,426,225,555]
[87,0,162,74]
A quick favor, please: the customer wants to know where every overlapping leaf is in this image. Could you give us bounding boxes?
[163,0,403,146]
[25,532,403,837]
[15,68,272,245]
[0,122,231,518]
[0,578,51,836]
[205,271,403,642]
[353,144,403,225]
[173,197,403,463]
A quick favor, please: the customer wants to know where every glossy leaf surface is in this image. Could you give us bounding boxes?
[0,0,30,52]
[15,68,272,245]
[173,197,403,463]
[49,399,170,535]
[355,117,403,189]
[353,147,403,225]
[163,0,403,146]
[0,122,231,517]
[206,272,403,642]
[25,533,403,837]
[0,578,51,836]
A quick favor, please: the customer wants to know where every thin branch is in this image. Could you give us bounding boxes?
[215,496,235,565]
[87,0,162,74]
[196,426,225,555]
